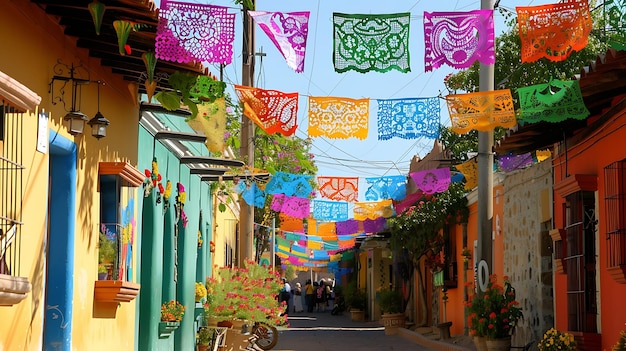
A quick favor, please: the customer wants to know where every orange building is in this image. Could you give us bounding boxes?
[497,49,626,350]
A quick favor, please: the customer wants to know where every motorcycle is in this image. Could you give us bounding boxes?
[331,295,345,315]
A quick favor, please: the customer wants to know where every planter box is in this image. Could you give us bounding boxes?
[0,274,31,306]
[380,313,406,335]
[94,280,140,303]
[158,321,180,339]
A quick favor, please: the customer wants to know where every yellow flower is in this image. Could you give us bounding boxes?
[164,180,172,199]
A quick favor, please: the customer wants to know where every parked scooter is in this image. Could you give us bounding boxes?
[331,295,345,315]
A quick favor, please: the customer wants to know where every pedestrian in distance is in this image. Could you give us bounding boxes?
[305,279,315,313]
[278,277,291,316]
[293,282,303,313]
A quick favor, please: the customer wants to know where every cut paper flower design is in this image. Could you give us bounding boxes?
[423,10,495,71]
[250,11,310,73]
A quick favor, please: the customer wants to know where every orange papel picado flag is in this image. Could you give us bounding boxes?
[234,85,298,136]
[446,89,516,134]
[308,96,369,140]
[516,1,592,63]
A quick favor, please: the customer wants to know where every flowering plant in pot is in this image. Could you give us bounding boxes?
[204,259,286,327]
[161,299,185,322]
[465,275,522,342]
[195,282,207,302]
[537,328,576,351]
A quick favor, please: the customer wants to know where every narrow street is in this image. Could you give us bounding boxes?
[272,311,435,351]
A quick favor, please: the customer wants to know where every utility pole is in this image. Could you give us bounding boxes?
[238,0,255,267]
[476,0,494,289]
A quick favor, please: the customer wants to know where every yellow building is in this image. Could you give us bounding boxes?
[0,1,203,350]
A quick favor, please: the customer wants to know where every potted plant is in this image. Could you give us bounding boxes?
[195,282,207,303]
[204,259,286,327]
[197,327,212,351]
[159,299,185,338]
[466,275,522,351]
[98,231,116,280]
[537,328,576,351]
[344,282,367,322]
[205,260,286,351]
[377,288,405,335]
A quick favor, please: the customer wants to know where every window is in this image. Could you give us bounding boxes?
[563,191,597,332]
[97,162,144,281]
[604,161,626,274]
[0,104,24,277]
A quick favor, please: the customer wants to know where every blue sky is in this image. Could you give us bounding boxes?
[169,0,533,201]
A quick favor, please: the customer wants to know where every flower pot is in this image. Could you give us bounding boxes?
[349,309,365,322]
[197,344,209,351]
[380,313,405,335]
[473,336,488,351]
[206,316,219,326]
[486,336,512,351]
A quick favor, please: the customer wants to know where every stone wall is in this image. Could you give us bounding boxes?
[502,160,554,346]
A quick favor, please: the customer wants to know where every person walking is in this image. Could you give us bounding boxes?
[279,278,291,316]
[293,282,304,313]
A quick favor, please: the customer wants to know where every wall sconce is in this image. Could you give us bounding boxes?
[88,82,110,139]
[49,61,110,138]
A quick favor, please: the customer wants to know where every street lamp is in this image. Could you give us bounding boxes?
[88,82,110,139]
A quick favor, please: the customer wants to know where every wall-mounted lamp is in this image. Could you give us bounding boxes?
[49,61,110,138]
[88,82,110,139]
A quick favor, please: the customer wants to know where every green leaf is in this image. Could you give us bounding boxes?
[218,203,227,213]
[182,97,199,119]
[154,91,182,111]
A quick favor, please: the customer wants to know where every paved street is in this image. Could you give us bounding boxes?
[272,310,435,351]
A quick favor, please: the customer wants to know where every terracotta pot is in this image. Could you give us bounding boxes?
[349,309,365,322]
[473,336,488,351]
[197,344,209,351]
[206,316,219,326]
[486,336,512,351]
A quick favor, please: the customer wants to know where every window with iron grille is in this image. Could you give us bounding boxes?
[563,191,597,333]
[0,103,25,277]
[604,160,626,269]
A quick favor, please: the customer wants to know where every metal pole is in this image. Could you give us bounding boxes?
[477,0,495,277]
[238,1,256,267]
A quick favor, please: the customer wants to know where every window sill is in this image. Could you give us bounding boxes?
[0,274,31,306]
[94,280,140,303]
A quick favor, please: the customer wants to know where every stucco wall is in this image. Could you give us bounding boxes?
[502,160,554,346]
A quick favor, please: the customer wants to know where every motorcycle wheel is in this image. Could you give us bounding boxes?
[252,322,278,350]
